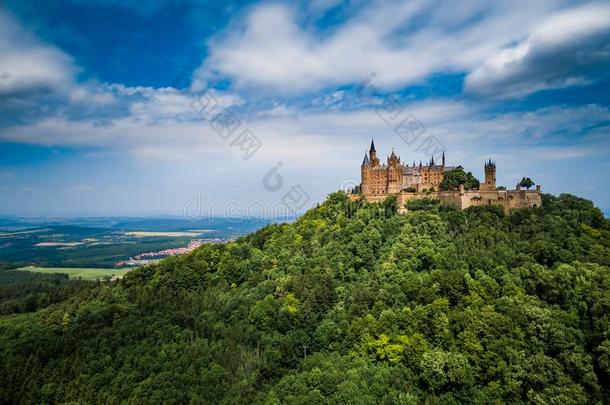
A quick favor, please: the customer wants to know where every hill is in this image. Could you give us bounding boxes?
[1,193,609,403]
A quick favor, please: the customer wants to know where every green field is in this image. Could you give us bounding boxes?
[17,266,132,280]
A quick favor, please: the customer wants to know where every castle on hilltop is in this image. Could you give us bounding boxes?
[351,140,542,212]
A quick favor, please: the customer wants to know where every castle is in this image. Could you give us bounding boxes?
[351,140,542,212]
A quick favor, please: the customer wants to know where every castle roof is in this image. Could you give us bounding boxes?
[362,152,370,165]
[369,139,376,153]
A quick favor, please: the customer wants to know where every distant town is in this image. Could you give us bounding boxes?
[116,238,227,267]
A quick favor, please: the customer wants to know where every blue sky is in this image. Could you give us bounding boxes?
[1,0,609,216]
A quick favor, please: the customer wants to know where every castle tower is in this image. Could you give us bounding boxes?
[481,159,496,191]
[387,149,401,194]
[387,148,400,167]
[361,151,371,195]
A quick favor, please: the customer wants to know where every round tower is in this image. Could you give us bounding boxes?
[361,150,371,196]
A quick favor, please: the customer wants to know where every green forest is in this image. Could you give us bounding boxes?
[1,192,609,404]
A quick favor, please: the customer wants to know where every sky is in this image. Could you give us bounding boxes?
[0,0,609,217]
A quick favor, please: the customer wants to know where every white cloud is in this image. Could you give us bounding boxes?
[69,85,116,106]
[194,1,566,94]
[0,10,216,126]
[0,9,77,98]
[2,94,607,167]
[465,3,610,97]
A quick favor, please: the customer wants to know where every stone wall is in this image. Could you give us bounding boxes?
[351,188,542,213]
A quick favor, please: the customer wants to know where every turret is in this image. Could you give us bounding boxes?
[481,159,496,191]
[386,148,401,194]
[442,152,445,167]
[361,150,371,196]
[369,139,379,167]
[388,148,400,167]
[362,151,370,166]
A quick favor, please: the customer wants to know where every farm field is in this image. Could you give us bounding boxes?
[125,231,204,237]
[17,266,132,280]
[0,216,272,269]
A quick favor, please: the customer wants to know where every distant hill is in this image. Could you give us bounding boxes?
[1,193,609,403]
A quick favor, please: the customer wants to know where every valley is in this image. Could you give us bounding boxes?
[0,216,270,271]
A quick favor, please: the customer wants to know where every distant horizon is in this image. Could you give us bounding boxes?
[0,213,296,224]
[0,200,608,221]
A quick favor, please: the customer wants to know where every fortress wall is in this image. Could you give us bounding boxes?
[356,187,541,212]
[368,190,516,211]
[506,190,542,208]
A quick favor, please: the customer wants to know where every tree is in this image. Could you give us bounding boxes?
[405,198,440,211]
[519,177,535,190]
[440,167,480,191]
[382,196,398,217]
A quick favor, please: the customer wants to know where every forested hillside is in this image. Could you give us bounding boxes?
[1,193,609,404]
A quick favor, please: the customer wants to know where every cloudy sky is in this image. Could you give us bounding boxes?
[1,0,609,216]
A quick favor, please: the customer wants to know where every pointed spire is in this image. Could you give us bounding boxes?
[362,151,370,165]
[431,156,435,166]
[369,139,376,153]
[442,151,445,166]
